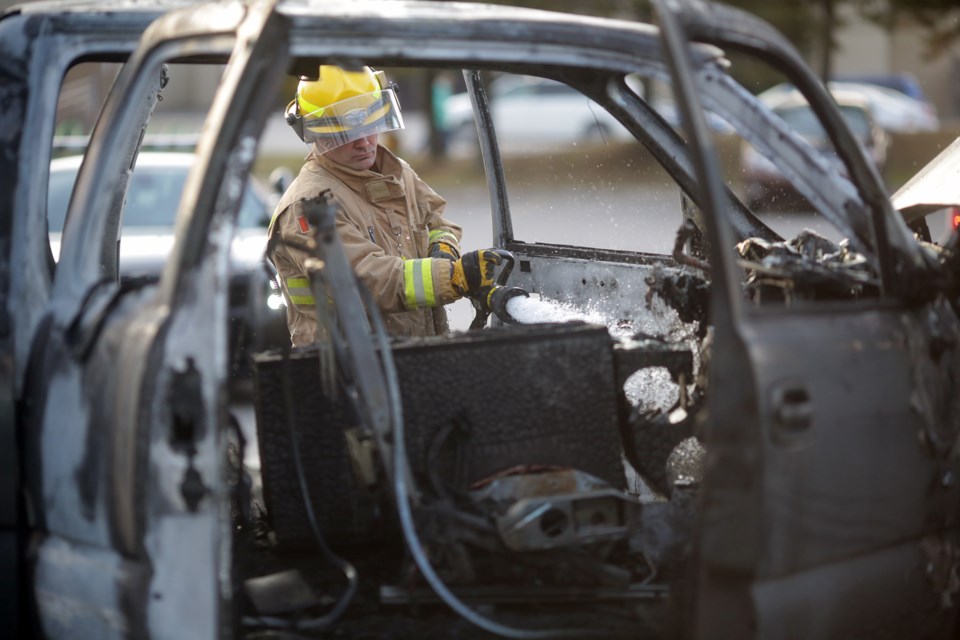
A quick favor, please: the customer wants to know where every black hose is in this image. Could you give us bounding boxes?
[359,287,598,638]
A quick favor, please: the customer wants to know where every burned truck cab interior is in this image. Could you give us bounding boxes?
[246,191,701,636]
[6,0,960,639]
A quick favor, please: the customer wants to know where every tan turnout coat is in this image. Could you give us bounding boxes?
[267,145,462,346]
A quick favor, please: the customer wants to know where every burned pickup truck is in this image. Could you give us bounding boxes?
[2,0,959,638]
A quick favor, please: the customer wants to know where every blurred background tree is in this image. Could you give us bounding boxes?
[436,1,822,96]
[443,0,960,87]
[861,0,960,55]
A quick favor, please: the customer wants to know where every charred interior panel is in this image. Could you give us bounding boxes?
[254,323,625,545]
[236,193,707,638]
[504,241,691,324]
[249,326,698,636]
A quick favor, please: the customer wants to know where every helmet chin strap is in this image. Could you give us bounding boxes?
[286,99,307,142]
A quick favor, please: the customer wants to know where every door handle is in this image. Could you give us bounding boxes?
[771,382,813,441]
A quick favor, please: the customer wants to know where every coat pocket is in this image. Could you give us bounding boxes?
[412,226,430,259]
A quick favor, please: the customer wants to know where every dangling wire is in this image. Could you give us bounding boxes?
[242,348,358,631]
[359,285,598,639]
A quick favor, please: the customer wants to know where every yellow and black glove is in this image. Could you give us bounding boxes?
[467,283,528,329]
[428,229,461,262]
[451,249,502,298]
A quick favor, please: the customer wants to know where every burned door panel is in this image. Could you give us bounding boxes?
[752,538,954,640]
[652,0,960,637]
[749,309,957,575]
[32,535,151,639]
[742,300,960,638]
[107,3,290,637]
[22,1,290,637]
[23,62,166,552]
[22,286,162,638]
[0,8,174,636]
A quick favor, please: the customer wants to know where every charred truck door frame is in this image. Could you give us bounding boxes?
[24,1,289,636]
[655,1,960,639]
[0,4,173,637]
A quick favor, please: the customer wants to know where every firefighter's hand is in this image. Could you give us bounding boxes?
[451,249,502,298]
[472,285,497,314]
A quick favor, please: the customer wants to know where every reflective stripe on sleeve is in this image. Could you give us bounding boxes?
[428,229,458,246]
[403,258,436,308]
[286,276,316,306]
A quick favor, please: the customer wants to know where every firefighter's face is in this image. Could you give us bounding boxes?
[326,134,379,171]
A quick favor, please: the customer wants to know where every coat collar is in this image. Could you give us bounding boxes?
[309,144,402,180]
[308,145,407,203]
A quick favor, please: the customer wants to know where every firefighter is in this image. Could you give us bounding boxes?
[269,64,500,346]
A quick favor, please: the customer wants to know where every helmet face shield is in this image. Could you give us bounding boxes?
[293,87,404,153]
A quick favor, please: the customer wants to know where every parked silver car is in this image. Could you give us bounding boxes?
[47,151,288,382]
[443,74,635,150]
[759,81,940,133]
[741,88,890,209]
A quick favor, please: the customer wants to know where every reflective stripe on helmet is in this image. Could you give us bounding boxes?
[296,88,404,152]
[286,276,315,306]
[302,93,389,131]
[403,258,436,308]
